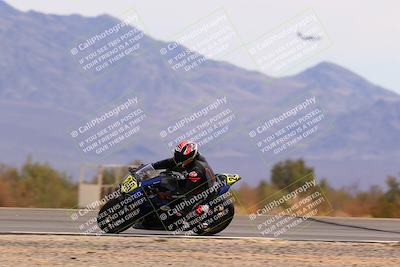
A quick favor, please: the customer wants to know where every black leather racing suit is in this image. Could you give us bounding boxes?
[152,154,216,199]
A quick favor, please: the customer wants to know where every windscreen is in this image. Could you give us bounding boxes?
[135,163,156,181]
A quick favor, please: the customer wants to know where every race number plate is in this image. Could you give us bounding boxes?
[224,174,241,185]
[121,174,139,193]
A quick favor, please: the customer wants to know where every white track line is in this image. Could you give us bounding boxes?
[0,231,398,244]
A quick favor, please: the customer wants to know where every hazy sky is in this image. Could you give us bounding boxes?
[5,0,400,93]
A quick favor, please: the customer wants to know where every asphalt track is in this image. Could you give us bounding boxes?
[0,207,399,242]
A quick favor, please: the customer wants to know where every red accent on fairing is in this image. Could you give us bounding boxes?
[189,171,198,177]
[187,171,200,182]
[187,176,200,182]
[195,205,203,215]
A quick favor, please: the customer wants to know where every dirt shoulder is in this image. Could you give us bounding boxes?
[0,234,399,266]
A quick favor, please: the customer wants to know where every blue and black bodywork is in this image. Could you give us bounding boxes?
[97,164,241,235]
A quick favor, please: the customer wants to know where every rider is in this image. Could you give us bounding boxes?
[151,140,216,215]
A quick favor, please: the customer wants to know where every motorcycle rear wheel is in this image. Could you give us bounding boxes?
[196,202,235,236]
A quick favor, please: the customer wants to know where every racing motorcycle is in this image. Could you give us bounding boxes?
[97,163,241,235]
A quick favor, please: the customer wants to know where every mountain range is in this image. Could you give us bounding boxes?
[0,1,399,188]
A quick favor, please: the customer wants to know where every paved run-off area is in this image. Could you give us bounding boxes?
[0,234,399,266]
[1,208,400,242]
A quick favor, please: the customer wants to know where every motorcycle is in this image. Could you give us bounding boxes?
[97,163,241,236]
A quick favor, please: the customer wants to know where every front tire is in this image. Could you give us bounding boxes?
[97,195,138,234]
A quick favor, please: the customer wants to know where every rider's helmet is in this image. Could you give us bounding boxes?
[174,140,198,167]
